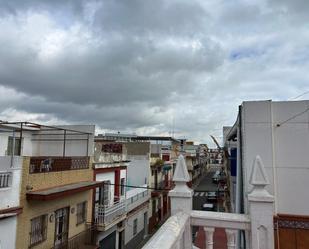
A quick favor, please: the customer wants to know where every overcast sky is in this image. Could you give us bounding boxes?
[0,0,308,146]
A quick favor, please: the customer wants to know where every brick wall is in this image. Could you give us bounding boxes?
[16,157,94,249]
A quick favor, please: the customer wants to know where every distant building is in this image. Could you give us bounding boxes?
[94,134,151,249]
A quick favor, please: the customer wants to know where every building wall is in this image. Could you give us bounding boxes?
[124,206,148,247]
[32,125,95,157]
[0,216,17,249]
[0,156,23,209]
[126,156,149,187]
[241,100,309,216]
[16,157,93,249]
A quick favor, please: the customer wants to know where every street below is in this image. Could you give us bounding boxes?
[192,169,227,249]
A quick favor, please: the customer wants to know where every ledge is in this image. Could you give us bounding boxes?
[190,210,251,230]
[26,181,101,201]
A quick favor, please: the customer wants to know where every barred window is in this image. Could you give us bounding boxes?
[76,201,87,225]
[30,214,47,247]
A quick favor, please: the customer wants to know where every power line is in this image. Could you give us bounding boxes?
[276,106,309,127]
[289,90,309,100]
[101,182,173,192]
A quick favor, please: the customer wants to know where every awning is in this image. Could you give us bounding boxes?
[27,181,102,201]
[163,165,172,171]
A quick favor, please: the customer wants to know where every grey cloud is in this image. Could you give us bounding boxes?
[0,0,309,145]
[93,0,207,36]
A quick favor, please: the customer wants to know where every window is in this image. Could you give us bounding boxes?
[133,218,138,236]
[29,214,47,247]
[120,178,125,196]
[7,136,22,156]
[95,181,110,206]
[76,201,87,225]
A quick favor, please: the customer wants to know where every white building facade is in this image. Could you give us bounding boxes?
[226,100,309,249]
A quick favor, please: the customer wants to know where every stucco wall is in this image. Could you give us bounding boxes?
[125,206,148,245]
[241,100,309,216]
[0,216,17,249]
[16,157,94,249]
[0,156,23,209]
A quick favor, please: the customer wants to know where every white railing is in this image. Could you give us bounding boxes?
[142,212,190,249]
[144,211,250,249]
[0,172,12,188]
[143,155,275,249]
[95,200,126,226]
[126,189,149,212]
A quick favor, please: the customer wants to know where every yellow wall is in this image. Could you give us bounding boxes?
[16,157,94,249]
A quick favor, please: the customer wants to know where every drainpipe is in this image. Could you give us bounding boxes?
[10,129,15,168]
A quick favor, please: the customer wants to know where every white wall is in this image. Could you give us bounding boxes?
[0,216,17,249]
[126,156,150,187]
[0,125,94,157]
[0,131,33,156]
[125,206,148,245]
[242,100,309,216]
[0,156,22,209]
[32,125,95,157]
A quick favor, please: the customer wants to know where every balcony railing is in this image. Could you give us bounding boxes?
[30,157,89,173]
[126,188,149,212]
[94,200,126,227]
[50,226,97,249]
[0,172,11,188]
[142,155,275,249]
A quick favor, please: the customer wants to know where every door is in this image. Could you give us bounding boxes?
[54,207,70,248]
[118,230,124,249]
[144,212,148,236]
[99,231,116,249]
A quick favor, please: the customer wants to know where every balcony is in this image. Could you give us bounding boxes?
[29,156,89,173]
[142,155,275,249]
[0,172,12,188]
[94,200,126,231]
[50,226,97,249]
[126,186,149,212]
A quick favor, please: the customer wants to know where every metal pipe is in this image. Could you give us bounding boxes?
[10,129,15,168]
[63,130,66,157]
[19,123,23,155]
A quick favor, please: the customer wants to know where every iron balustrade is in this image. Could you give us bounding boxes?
[94,200,126,226]
[29,157,89,173]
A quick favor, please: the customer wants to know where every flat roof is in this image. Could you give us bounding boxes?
[26,181,101,201]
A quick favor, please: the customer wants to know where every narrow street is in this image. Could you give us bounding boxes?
[192,169,227,249]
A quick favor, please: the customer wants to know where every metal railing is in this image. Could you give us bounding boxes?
[51,226,96,249]
[126,189,149,206]
[94,200,126,226]
[0,172,11,188]
[30,157,89,173]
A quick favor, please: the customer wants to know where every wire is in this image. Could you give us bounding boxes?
[276,106,309,127]
[289,90,309,100]
[101,182,172,192]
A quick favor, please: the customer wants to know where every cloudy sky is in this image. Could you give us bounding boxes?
[0,0,308,145]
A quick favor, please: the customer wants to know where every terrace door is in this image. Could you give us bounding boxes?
[54,207,69,248]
